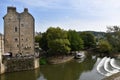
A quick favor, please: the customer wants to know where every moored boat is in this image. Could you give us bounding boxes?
[75,51,85,59]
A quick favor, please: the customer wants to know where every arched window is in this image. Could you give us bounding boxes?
[15,27,17,32]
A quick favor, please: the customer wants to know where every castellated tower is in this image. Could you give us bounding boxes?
[3,7,35,55]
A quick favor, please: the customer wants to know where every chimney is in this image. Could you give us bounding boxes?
[7,6,16,13]
[24,8,28,12]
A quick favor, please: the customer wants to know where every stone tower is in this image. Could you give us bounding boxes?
[0,34,5,74]
[3,7,35,55]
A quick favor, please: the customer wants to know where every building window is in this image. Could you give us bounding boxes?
[15,27,17,32]
[15,38,18,42]
[17,44,19,47]
[21,24,24,27]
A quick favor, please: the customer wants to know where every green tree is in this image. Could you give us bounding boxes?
[67,30,84,51]
[106,26,120,52]
[35,32,42,50]
[40,32,49,51]
[35,35,41,43]
[97,40,112,53]
[80,32,96,49]
[48,39,71,55]
[46,27,71,55]
[46,27,67,40]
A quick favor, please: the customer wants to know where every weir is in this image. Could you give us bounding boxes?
[97,57,120,77]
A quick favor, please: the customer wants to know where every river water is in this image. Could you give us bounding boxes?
[1,55,106,80]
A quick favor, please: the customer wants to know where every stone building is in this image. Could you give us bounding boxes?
[0,34,5,74]
[0,34,4,55]
[0,34,4,63]
[3,6,35,55]
[0,7,39,74]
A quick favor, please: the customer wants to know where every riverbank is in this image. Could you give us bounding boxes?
[103,72,120,80]
[48,56,74,64]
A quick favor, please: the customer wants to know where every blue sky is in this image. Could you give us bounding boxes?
[1,0,120,33]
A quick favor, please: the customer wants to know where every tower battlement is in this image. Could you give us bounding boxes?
[7,6,16,13]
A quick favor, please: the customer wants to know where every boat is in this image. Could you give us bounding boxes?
[75,51,85,59]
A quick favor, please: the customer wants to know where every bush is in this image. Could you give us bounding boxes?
[40,57,47,65]
[97,40,112,53]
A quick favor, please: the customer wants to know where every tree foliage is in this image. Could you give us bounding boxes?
[35,33,42,50]
[40,33,49,51]
[67,30,84,51]
[80,32,96,49]
[35,36,41,43]
[46,27,67,40]
[97,40,112,53]
[46,27,71,55]
[48,39,71,55]
[106,26,120,52]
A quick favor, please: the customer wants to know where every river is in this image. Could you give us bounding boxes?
[0,55,105,80]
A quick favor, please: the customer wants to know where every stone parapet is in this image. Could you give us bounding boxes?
[2,57,39,73]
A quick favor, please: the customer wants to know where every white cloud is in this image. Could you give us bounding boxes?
[16,0,65,9]
[35,17,120,33]
[15,0,120,18]
[13,0,120,32]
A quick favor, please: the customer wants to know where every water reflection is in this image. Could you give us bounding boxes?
[39,55,103,80]
[0,68,40,80]
[80,57,103,80]
[0,55,105,80]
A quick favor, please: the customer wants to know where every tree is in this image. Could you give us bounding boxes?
[67,30,84,51]
[97,40,112,53]
[35,35,41,43]
[46,27,71,55]
[39,32,49,51]
[46,27,67,40]
[48,39,71,55]
[80,32,96,49]
[106,26,120,52]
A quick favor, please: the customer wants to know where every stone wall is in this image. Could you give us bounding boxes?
[3,57,39,73]
[0,34,5,74]
[0,63,5,74]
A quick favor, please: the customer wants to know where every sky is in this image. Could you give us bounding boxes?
[1,0,120,33]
